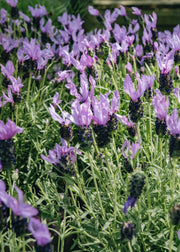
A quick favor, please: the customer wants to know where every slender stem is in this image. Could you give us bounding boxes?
[128,241,133,252]
[148,103,153,160]
[169,224,174,252]
[88,153,106,220]
[26,72,32,103]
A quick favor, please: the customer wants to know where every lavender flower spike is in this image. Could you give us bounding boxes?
[151,89,169,120]
[123,196,137,214]
[0,119,23,140]
[8,186,38,218]
[88,6,99,16]
[28,217,51,246]
[166,108,180,136]
[122,140,141,160]
[5,0,18,7]
[124,74,146,102]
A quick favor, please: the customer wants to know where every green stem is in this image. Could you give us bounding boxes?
[128,241,133,252]
[89,153,106,220]
[169,224,174,252]
[26,72,32,103]
[148,103,153,160]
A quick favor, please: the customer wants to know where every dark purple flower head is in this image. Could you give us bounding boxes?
[1,60,15,79]
[6,0,18,7]
[41,138,81,165]
[151,89,169,120]
[28,5,47,18]
[124,74,146,102]
[122,140,141,160]
[88,6,99,16]
[166,108,180,136]
[0,119,23,140]
[28,217,51,246]
[132,7,141,16]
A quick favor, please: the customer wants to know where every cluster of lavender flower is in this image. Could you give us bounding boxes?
[0,179,51,251]
[1,0,180,246]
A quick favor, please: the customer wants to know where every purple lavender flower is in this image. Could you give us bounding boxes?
[49,104,71,126]
[52,92,62,108]
[0,119,23,140]
[122,140,141,160]
[156,50,174,74]
[2,88,14,105]
[19,11,31,23]
[166,108,180,136]
[123,196,137,214]
[114,114,136,137]
[0,34,18,53]
[5,0,18,7]
[126,62,132,73]
[66,72,95,103]
[28,5,47,17]
[132,7,141,16]
[0,119,23,169]
[167,108,180,157]
[124,74,146,102]
[9,76,24,95]
[28,217,51,246]
[1,60,15,79]
[41,138,81,175]
[8,186,38,218]
[152,89,169,120]
[23,38,40,61]
[152,89,169,135]
[178,230,180,239]
[88,6,99,16]
[144,12,157,31]
[0,9,7,25]
[92,90,120,147]
[123,172,145,214]
[69,98,93,127]
[119,5,127,17]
